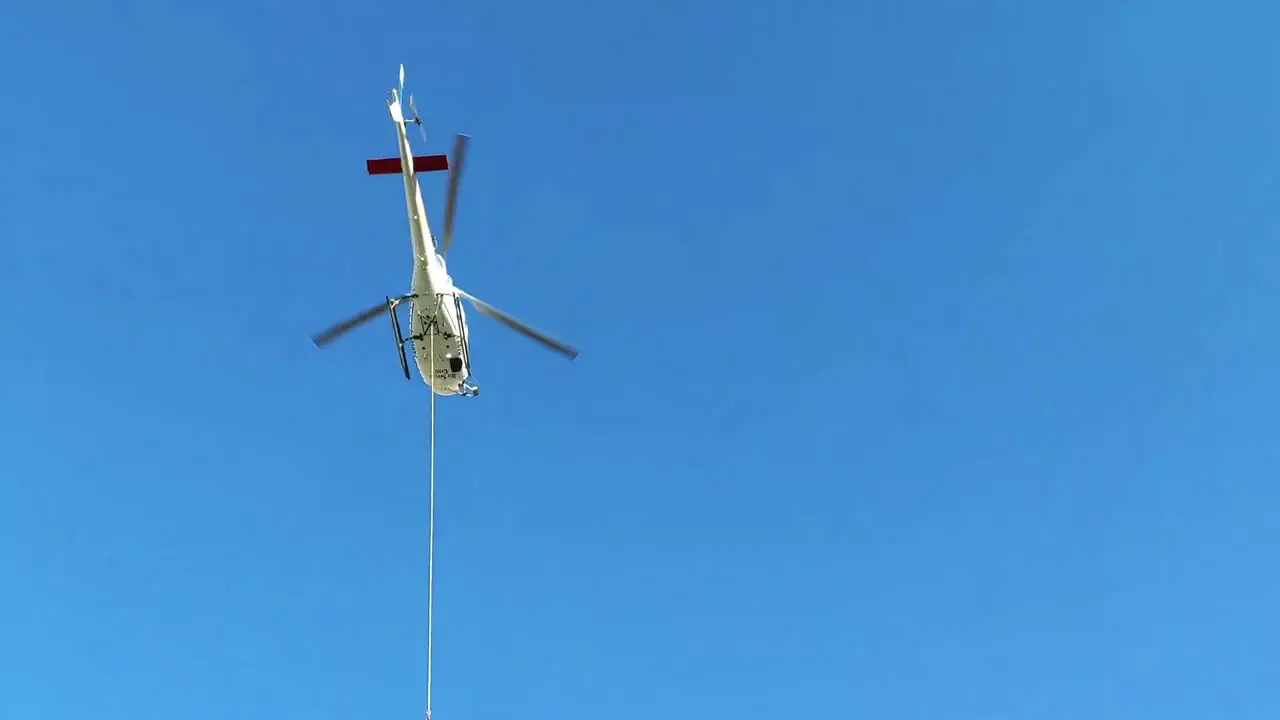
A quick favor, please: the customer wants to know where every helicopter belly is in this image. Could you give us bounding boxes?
[410,293,469,395]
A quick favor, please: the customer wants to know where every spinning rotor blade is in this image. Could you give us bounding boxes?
[440,134,470,256]
[311,300,388,348]
[456,289,579,360]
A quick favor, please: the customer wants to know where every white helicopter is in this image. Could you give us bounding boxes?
[311,65,579,397]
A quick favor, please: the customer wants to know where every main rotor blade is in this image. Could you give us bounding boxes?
[440,134,470,256]
[310,300,388,348]
[456,289,579,360]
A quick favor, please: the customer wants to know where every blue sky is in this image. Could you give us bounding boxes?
[3,0,1279,717]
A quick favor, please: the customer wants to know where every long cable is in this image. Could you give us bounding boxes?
[426,320,437,720]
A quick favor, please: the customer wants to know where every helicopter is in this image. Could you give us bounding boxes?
[310,65,579,397]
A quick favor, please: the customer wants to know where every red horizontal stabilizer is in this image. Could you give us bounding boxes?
[365,154,450,176]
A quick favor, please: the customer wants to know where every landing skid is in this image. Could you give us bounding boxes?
[386,293,416,380]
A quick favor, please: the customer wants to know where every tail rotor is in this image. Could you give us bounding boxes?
[409,94,427,143]
[398,64,427,143]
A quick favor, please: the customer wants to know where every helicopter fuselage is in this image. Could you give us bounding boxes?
[390,89,474,396]
[408,256,472,395]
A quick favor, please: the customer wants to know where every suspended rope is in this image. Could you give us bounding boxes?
[426,311,438,720]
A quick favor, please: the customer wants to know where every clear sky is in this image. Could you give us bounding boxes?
[3,0,1279,718]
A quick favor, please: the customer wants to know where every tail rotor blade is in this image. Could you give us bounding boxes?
[311,300,389,348]
[456,288,579,360]
[440,134,470,256]
[409,95,426,143]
